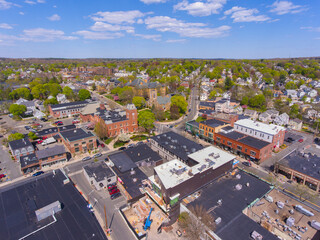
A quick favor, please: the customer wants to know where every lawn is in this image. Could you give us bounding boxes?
[130,135,148,141]
[104,137,114,145]
[113,140,127,148]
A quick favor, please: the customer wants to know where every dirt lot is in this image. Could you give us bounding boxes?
[246,189,320,240]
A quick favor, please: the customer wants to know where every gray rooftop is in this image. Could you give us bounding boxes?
[83,161,115,182]
[8,137,33,150]
[36,145,66,160]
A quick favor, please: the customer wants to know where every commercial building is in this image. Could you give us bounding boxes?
[199,101,215,111]
[80,103,138,137]
[148,146,236,213]
[20,145,68,174]
[36,124,76,138]
[8,137,35,160]
[199,119,229,142]
[0,170,107,240]
[185,120,200,135]
[207,112,239,127]
[149,131,203,164]
[215,126,273,163]
[234,119,285,148]
[48,101,88,118]
[83,161,116,191]
[59,128,97,155]
[275,151,320,192]
[184,169,276,240]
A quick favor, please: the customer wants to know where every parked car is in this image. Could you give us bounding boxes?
[298,139,304,143]
[110,192,121,200]
[0,174,5,179]
[93,153,102,158]
[42,136,48,140]
[37,140,43,144]
[119,147,126,151]
[100,143,105,148]
[108,185,117,191]
[30,129,37,133]
[82,156,91,161]
[40,117,48,122]
[242,161,252,167]
[72,120,80,124]
[127,144,135,148]
[32,171,44,176]
[176,230,182,237]
[54,121,63,126]
[25,126,31,130]
[109,188,120,195]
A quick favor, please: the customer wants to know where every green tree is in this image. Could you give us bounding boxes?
[224,77,234,90]
[44,83,62,97]
[28,131,38,140]
[132,96,146,109]
[209,90,217,99]
[241,96,249,105]
[31,84,46,99]
[8,133,25,142]
[92,83,96,91]
[9,88,32,100]
[285,81,297,90]
[248,94,266,108]
[153,107,165,121]
[138,110,155,131]
[63,86,74,99]
[94,118,108,139]
[44,98,58,107]
[171,95,188,113]
[170,104,180,120]
[78,89,91,101]
[9,104,27,116]
[289,104,300,118]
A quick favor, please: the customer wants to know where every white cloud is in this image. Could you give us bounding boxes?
[166,39,186,43]
[224,6,270,22]
[0,0,17,9]
[91,10,146,24]
[22,28,77,41]
[145,16,230,38]
[90,22,134,33]
[140,0,168,3]
[0,23,13,29]
[301,27,320,32]
[19,11,24,15]
[74,30,124,40]
[24,0,36,5]
[47,14,61,21]
[37,0,45,3]
[174,0,226,17]
[134,33,161,41]
[137,19,144,24]
[270,1,306,15]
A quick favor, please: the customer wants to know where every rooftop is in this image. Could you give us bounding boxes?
[186,170,274,238]
[36,124,76,137]
[8,137,33,150]
[0,170,107,240]
[50,100,88,110]
[83,161,115,182]
[279,151,320,181]
[108,152,137,173]
[60,128,95,142]
[151,131,203,162]
[238,135,271,149]
[20,153,38,168]
[123,144,162,164]
[235,119,285,135]
[36,145,66,160]
[200,119,227,128]
[199,101,215,108]
[186,120,199,128]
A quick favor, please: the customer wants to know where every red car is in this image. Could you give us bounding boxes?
[298,139,304,143]
[37,140,43,144]
[109,189,120,195]
[108,184,117,191]
[100,143,105,148]
[0,174,5,179]
[72,120,80,124]
[42,136,48,140]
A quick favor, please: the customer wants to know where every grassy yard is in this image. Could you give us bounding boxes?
[104,137,114,145]
[113,140,127,148]
[130,135,148,141]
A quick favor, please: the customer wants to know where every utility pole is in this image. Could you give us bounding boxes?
[313,120,319,140]
[104,205,109,236]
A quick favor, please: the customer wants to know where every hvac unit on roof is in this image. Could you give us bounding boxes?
[168,136,171,140]
[214,153,220,159]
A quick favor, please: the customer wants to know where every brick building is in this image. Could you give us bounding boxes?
[35,124,76,139]
[215,126,273,163]
[80,103,138,137]
[207,112,239,127]
[199,119,229,142]
[234,119,285,148]
[8,138,35,161]
[48,101,88,118]
[59,128,97,155]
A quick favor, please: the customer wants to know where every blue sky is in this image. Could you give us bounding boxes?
[0,0,319,58]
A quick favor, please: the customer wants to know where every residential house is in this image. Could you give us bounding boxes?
[200,92,208,101]
[285,90,298,100]
[288,118,303,131]
[8,138,35,160]
[155,96,171,111]
[244,109,258,120]
[56,94,68,103]
[308,89,318,98]
[273,113,289,126]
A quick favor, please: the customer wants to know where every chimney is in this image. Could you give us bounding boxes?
[100,103,105,110]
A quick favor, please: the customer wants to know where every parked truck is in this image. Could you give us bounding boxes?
[41,137,56,146]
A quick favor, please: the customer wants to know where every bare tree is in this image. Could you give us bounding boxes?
[178,205,215,240]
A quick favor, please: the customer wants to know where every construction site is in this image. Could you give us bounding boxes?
[245,189,320,240]
[121,195,177,240]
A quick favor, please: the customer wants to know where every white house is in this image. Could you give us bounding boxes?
[56,94,68,103]
[200,92,208,101]
[273,113,289,126]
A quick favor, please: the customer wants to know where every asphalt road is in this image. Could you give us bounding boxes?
[0,144,22,182]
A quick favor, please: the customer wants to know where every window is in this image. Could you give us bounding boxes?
[75,147,80,152]
[120,124,122,127]
[109,126,112,129]
[82,141,86,144]
[245,148,247,152]
[216,137,221,141]
[227,141,232,146]
[223,140,225,143]
[267,136,270,139]
[89,140,93,142]
[74,143,79,147]
[237,145,242,151]
[250,151,256,156]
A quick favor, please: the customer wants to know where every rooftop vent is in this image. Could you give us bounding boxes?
[235,184,242,190]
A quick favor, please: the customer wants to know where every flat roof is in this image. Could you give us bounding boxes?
[36,144,66,160]
[187,170,272,233]
[20,153,39,168]
[124,144,162,164]
[235,119,285,135]
[36,124,76,137]
[151,131,203,162]
[279,152,320,181]
[238,136,270,150]
[108,152,137,173]
[83,161,115,182]
[200,119,227,128]
[0,170,107,240]
[186,120,199,128]
[50,100,88,110]
[60,128,95,142]
[218,130,245,140]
